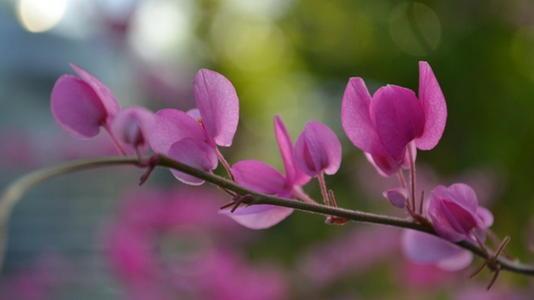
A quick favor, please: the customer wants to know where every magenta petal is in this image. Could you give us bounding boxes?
[51,75,107,138]
[294,121,342,176]
[365,151,404,177]
[273,116,310,186]
[232,160,289,196]
[220,205,293,230]
[167,138,218,185]
[370,85,425,160]
[402,230,472,271]
[341,77,382,154]
[383,187,408,208]
[147,109,205,154]
[193,69,239,147]
[415,61,447,150]
[448,183,479,211]
[111,107,154,148]
[70,64,120,117]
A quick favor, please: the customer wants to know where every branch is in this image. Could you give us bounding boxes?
[0,155,533,276]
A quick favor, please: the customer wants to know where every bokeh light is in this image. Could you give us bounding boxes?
[16,0,68,33]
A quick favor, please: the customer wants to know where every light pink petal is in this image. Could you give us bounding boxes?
[147,109,205,154]
[448,183,479,211]
[167,138,218,185]
[370,85,425,160]
[232,160,289,196]
[273,116,310,186]
[383,187,408,208]
[220,205,294,230]
[111,107,154,149]
[70,64,120,117]
[294,121,342,176]
[437,250,473,271]
[476,207,494,229]
[428,186,479,242]
[341,77,381,154]
[415,61,447,150]
[402,230,471,271]
[51,75,107,138]
[193,69,239,147]
[187,108,201,121]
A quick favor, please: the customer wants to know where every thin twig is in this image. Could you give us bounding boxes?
[0,156,533,276]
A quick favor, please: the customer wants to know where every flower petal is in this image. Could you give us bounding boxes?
[167,138,218,185]
[70,64,120,118]
[428,186,479,242]
[341,77,381,154]
[51,75,107,138]
[232,160,289,196]
[294,121,342,176]
[193,69,239,147]
[415,61,447,150]
[383,187,408,208]
[220,205,294,230]
[147,109,205,154]
[365,151,404,177]
[111,107,154,149]
[402,230,470,270]
[273,116,310,186]
[370,85,425,160]
[437,250,473,271]
[476,207,494,229]
[448,183,479,211]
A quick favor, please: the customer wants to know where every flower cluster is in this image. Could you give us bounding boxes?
[51,61,496,272]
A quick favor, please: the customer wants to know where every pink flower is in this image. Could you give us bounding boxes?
[111,106,155,153]
[147,69,239,185]
[51,64,120,138]
[341,61,446,176]
[428,183,493,242]
[293,121,342,177]
[402,229,473,271]
[221,116,310,229]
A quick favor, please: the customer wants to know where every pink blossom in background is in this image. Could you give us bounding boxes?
[455,286,532,300]
[401,230,473,272]
[297,226,399,287]
[341,61,447,176]
[398,262,455,289]
[105,187,287,300]
[0,254,67,300]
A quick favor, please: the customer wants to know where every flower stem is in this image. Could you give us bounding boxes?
[317,172,331,206]
[1,156,533,276]
[215,147,234,180]
[104,125,127,156]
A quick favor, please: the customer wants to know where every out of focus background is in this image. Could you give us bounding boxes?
[0,0,533,299]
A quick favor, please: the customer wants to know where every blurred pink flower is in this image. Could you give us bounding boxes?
[105,187,288,300]
[297,226,398,286]
[0,254,67,300]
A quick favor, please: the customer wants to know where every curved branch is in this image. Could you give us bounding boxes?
[0,155,533,276]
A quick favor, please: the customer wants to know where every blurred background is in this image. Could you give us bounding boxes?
[0,0,533,299]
